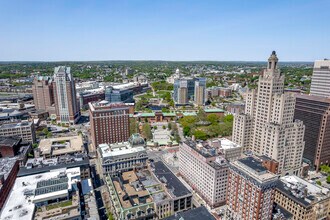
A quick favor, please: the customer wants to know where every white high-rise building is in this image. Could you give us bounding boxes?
[310,59,330,97]
[232,51,305,176]
[53,66,80,125]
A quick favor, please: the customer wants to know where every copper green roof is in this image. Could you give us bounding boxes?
[140,112,155,117]
[182,112,197,116]
[163,112,176,117]
[204,108,225,113]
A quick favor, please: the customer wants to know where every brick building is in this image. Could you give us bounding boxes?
[32,76,54,114]
[89,101,130,148]
[0,157,19,210]
[226,157,278,220]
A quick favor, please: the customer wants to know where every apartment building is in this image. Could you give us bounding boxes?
[179,139,228,208]
[226,157,278,220]
[232,51,305,175]
[89,101,130,148]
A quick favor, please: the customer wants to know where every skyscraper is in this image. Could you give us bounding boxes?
[194,78,206,106]
[310,59,330,97]
[32,76,54,113]
[173,78,196,105]
[89,101,130,149]
[294,91,330,171]
[232,51,305,175]
[53,66,80,125]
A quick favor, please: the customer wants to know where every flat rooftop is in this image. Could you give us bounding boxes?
[38,136,83,156]
[276,175,329,207]
[231,157,278,183]
[0,157,18,188]
[153,161,191,198]
[164,206,215,220]
[112,170,153,209]
[0,121,32,129]
[211,138,241,150]
[0,167,80,220]
[0,136,21,147]
[99,142,146,158]
[184,139,219,158]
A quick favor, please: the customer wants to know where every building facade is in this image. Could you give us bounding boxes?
[0,121,36,143]
[310,59,330,97]
[194,78,206,106]
[98,134,147,176]
[53,66,81,125]
[226,157,278,220]
[78,91,105,109]
[232,51,305,175]
[275,175,330,220]
[32,76,54,113]
[89,101,130,148]
[173,78,196,105]
[179,139,228,207]
[294,94,330,170]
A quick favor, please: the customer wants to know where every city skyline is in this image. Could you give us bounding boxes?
[0,0,329,62]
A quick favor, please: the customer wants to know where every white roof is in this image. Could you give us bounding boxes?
[220,138,241,149]
[99,143,146,158]
[0,167,80,220]
[281,175,329,195]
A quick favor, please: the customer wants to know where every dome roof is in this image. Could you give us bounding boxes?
[129,134,145,146]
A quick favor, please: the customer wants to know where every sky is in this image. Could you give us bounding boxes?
[0,0,329,61]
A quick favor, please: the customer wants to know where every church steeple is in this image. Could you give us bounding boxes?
[268,51,278,70]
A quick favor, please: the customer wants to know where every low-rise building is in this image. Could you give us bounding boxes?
[226,157,278,220]
[180,139,229,208]
[0,121,36,143]
[18,154,90,180]
[0,158,19,210]
[98,134,148,176]
[106,161,192,220]
[0,136,31,166]
[275,175,330,220]
[164,206,215,220]
[78,91,105,109]
[35,135,84,158]
[0,167,81,220]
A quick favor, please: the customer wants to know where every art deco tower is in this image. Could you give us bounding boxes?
[232,51,305,175]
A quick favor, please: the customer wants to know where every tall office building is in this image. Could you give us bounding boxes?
[294,94,330,170]
[194,78,206,106]
[310,59,330,97]
[226,157,278,220]
[173,78,196,104]
[89,101,130,149]
[32,76,54,113]
[53,66,80,125]
[232,51,305,175]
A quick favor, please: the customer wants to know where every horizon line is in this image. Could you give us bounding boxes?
[0,59,314,63]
